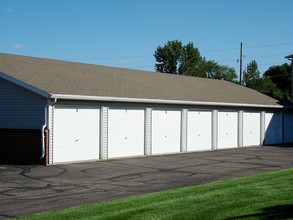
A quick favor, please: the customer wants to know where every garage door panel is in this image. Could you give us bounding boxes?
[152,110,181,154]
[53,107,100,163]
[243,112,260,146]
[108,109,144,158]
[218,112,238,149]
[265,113,282,145]
[187,111,212,151]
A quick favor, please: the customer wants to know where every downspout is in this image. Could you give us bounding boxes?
[41,98,57,160]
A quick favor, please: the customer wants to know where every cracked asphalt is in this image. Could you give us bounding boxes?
[1,145,293,219]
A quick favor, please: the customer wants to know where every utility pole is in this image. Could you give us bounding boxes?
[285,54,293,102]
[239,42,243,85]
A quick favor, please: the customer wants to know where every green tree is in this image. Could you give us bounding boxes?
[154,40,182,74]
[243,60,284,100]
[264,63,291,100]
[258,77,283,99]
[178,42,204,77]
[243,60,261,88]
[154,40,237,81]
[204,60,237,82]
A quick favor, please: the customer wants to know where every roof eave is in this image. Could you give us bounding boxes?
[50,94,284,109]
[0,72,50,98]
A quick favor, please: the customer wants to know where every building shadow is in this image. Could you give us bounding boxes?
[226,204,293,220]
[262,143,293,148]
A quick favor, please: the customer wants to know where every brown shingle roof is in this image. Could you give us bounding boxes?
[0,53,283,107]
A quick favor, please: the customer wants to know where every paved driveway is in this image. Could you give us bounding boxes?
[1,145,293,219]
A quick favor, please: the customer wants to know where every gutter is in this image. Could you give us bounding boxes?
[41,98,57,160]
[50,94,284,109]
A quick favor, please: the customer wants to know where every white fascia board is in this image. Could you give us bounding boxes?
[0,72,50,98]
[50,93,284,109]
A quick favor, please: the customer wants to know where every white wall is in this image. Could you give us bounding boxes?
[49,101,289,164]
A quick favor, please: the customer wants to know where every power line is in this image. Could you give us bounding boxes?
[208,53,291,65]
[118,65,154,70]
[265,74,291,78]
[201,48,239,53]
[214,58,237,62]
[257,62,289,67]
[244,42,293,49]
[65,54,152,61]
[244,53,291,59]
[61,42,293,62]
[201,43,293,54]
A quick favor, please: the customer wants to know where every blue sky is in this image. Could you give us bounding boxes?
[1,0,293,78]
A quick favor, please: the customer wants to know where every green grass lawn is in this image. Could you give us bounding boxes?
[17,168,293,220]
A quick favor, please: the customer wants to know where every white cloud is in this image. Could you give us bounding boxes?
[13,44,24,49]
[119,60,128,64]
[5,8,14,13]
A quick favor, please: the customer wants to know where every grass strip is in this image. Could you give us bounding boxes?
[16,168,293,220]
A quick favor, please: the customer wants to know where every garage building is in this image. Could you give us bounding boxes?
[0,53,292,165]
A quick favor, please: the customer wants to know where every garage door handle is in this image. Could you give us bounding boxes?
[125,137,128,139]
[165,135,167,138]
[75,139,79,142]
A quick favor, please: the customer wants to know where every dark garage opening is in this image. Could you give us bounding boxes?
[0,129,45,165]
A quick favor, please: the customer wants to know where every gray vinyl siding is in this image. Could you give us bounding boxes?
[0,78,47,129]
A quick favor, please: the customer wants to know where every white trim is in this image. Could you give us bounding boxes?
[0,72,50,98]
[180,109,188,152]
[51,94,284,109]
[238,111,243,147]
[144,108,152,156]
[260,111,265,145]
[212,110,218,150]
[48,105,54,165]
[100,106,109,160]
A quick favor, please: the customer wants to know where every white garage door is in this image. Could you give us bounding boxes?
[53,106,100,163]
[187,111,212,151]
[265,112,282,145]
[152,110,181,154]
[218,111,238,149]
[108,108,145,158]
[243,112,261,146]
[284,113,293,143]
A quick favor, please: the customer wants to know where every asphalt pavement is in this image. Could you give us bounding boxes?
[1,145,293,219]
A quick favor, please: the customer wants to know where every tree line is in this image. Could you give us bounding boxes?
[154,40,291,101]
